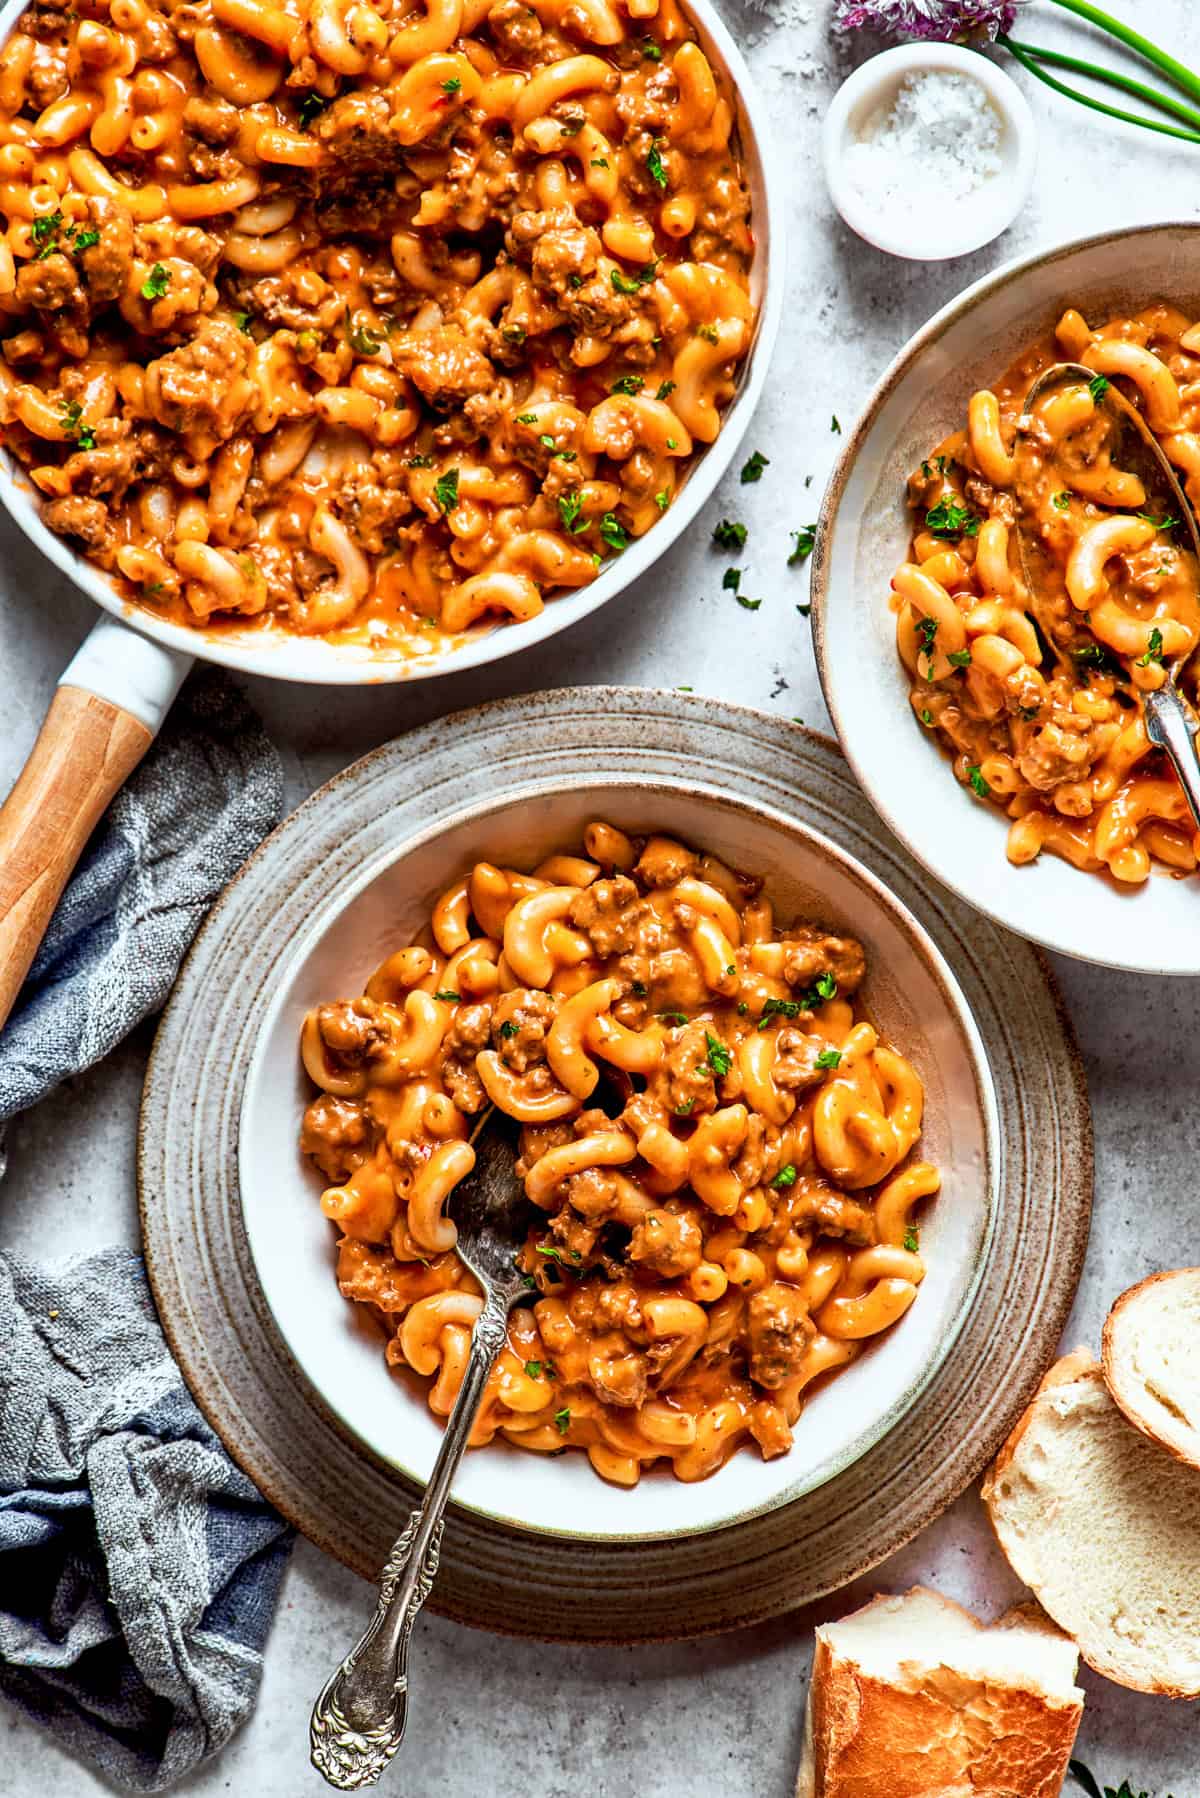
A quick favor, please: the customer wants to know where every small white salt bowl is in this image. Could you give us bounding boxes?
[824,43,1037,261]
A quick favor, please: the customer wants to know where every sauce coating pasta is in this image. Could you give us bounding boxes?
[893,300,1200,885]
[0,0,753,652]
[299,825,940,1485]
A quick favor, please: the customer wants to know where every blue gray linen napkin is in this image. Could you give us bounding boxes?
[0,669,293,1792]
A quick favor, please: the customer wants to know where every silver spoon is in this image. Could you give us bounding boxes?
[309,1110,532,1790]
[1013,360,1200,829]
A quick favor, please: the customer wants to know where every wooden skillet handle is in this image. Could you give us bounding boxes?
[0,617,192,1035]
[0,687,152,1030]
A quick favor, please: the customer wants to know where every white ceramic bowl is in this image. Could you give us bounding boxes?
[812,220,1200,975]
[0,0,783,688]
[823,44,1037,262]
[238,776,998,1541]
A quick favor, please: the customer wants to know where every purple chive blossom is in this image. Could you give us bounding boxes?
[832,0,1018,40]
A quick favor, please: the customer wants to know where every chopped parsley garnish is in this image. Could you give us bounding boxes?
[590,157,609,168]
[696,322,719,344]
[831,414,841,434]
[646,141,668,188]
[947,648,972,668]
[737,1000,748,1015]
[32,210,61,248]
[1136,625,1165,667]
[920,708,934,725]
[1073,642,1126,679]
[1138,510,1178,533]
[516,412,537,424]
[500,323,525,343]
[599,512,628,551]
[70,227,99,251]
[736,594,762,610]
[712,519,747,550]
[916,615,938,662]
[771,1164,797,1189]
[641,37,661,57]
[297,91,328,128]
[348,320,383,355]
[722,567,741,591]
[553,1406,571,1434]
[788,524,817,565]
[441,76,461,93]
[433,468,460,513]
[675,1098,695,1116]
[1086,374,1110,403]
[967,764,991,799]
[611,373,644,395]
[525,1360,545,1379]
[1052,491,1071,511]
[816,1048,841,1069]
[805,972,838,1008]
[705,1032,731,1077]
[233,310,252,333]
[141,262,170,300]
[656,379,676,400]
[903,1226,920,1253]
[757,997,800,1030]
[433,990,460,1002]
[499,1019,518,1038]
[654,490,669,510]
[611,262,656,294]
[60,400,94,449]
[631,980,648,996]
[925,497,979,539]
[539,433,555,448]
[536,1243,581,1266]
[657,1009,688,1026]
[740,450,769,483]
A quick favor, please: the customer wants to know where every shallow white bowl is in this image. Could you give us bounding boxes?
[0,0,783,688]
[239,776,997,1541]
[823,44,1037,262]
[812,220,1200,975]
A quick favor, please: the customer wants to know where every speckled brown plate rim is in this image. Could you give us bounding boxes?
[138,687,1093,1643]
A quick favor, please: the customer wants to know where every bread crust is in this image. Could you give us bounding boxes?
[983,1349,1200,1698]
[801,1587,1082,1798]
[1102,1269,1200,1473]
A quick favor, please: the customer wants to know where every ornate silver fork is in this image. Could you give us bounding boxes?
[309,1111,532,1790]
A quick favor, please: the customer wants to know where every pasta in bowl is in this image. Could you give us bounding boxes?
[0,0,780,678]
[813,221,1200,973]
[239,779,996,1537]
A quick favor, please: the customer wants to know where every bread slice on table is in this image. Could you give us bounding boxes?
[795,1585,1083,1798]
[1102,1268,1200,1472]
[983,1348,1200,1696]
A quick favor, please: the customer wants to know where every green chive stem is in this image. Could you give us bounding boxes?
[1049,0,1200,109]
[1003,35,1200,133]
[999,36,1200,146]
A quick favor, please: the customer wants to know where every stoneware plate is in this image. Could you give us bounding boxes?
[811,220,1200,975]
[0,0,783,688]
[238,779,998,1542]
[140,689,1092,1641]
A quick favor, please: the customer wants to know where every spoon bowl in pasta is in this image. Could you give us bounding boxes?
[237,774,996,1541]
[813,220,1200,975]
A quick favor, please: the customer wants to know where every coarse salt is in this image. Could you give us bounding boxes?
[844,70,1002,219]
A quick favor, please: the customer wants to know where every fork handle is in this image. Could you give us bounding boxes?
[1143,681,1200,831]
[309,1294,512,1790]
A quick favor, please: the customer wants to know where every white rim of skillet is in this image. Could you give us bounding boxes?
[810,218,1200,976]
[237,768,1000,1542]
[0,0,785,686]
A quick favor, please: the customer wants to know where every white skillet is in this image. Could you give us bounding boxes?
[0,0,784,1026]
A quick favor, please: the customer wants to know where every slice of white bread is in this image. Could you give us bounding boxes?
[1102,1268,1200,1472]
[982,1348,1200,1696]
[795,1585,1083,1798]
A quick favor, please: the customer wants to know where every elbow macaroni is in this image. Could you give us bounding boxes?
[0,0,754,656]
[893,299,1200,885]
[301,823,942,1486]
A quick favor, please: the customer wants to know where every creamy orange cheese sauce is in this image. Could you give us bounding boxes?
[893,301,1200,885]
[299,823,940,1486]
[0,0,753,652]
